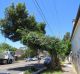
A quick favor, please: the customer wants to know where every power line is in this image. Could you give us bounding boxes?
[32,0,45,23]
[52,0,64,24]
[51,0,62,38]
[33,0,54,34]
[52,0,58,15]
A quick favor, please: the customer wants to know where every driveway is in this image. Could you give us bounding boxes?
[0,60,39,74]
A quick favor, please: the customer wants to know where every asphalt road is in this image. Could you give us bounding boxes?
[0,60,39,74]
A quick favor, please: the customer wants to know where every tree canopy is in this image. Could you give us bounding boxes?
[63,32,70,41]
[0,3,46,42]
[0,42,17,52]
[0,3,71,70]
[61,32,71,57]
[22,48,37,58]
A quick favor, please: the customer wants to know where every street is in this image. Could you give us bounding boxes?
[0,60,39,74]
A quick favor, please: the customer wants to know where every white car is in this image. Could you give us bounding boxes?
[0,51,14,64]
[32,57,38,61]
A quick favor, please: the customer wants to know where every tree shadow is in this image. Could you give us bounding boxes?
[7,63,44,72]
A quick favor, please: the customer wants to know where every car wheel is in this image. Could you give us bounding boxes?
[9,59,13,64]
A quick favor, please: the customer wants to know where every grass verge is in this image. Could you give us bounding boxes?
[42,69,62,74]
[24,66,38,74]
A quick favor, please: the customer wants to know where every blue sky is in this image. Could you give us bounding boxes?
[0,0,80,48]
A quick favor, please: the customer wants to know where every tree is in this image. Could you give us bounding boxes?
[61,32,71,58]
[0,3,61,70]
[63,32,70,41]
[22,48,37,58]
[0,43,17,52]
[0,3,46,42]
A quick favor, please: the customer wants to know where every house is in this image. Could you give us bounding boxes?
[14,49,25,60]
[71,5,80,74]
[15,47,26,57]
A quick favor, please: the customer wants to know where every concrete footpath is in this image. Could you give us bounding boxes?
[62,63,77,74]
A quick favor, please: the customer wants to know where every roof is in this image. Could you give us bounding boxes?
[71,5,80,40]
[15,49,24,56]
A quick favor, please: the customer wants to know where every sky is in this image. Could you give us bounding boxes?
[0,0,80,49]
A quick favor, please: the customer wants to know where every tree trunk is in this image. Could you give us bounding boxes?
[50,50,61,70]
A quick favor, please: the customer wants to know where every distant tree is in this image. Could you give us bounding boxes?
[24,48,37,58]
[63,32,70,41]
[62,32,71,57]
[0,43,17,52]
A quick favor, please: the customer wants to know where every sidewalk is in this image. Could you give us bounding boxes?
[62,63,77,74]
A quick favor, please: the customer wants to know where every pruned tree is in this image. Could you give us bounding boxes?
[0,3,61,70]
[0,3,45,42]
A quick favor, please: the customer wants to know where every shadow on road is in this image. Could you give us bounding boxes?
[7,63,44,72]
[8,66,30,71]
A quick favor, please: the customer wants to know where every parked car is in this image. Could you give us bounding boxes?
[0,51,14,64]
[32,57,38,61]
[44,56,51,65]
[25,57,33,61]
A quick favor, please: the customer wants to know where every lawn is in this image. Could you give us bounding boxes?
[24,70,62,74]
[24,68,62,74]
[42,70,62,74]
[24,66,38,74]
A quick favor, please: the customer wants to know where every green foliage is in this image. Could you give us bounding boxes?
[21,31,61,55]
[63,32,70,41]
[24,67,38,74]
[0,43,17,52]
[0,3,46,42]
[39,36,61,55]
[60,32,71,58]
[0,3,46,52]
[21,32,44,50]
[0,3,62,69]
[22,48,37,58]
[37,22,46,34]
[24,70,31,74]
[42,70,62,74]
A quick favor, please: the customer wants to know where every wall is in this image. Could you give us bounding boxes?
[71,18,80,74]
